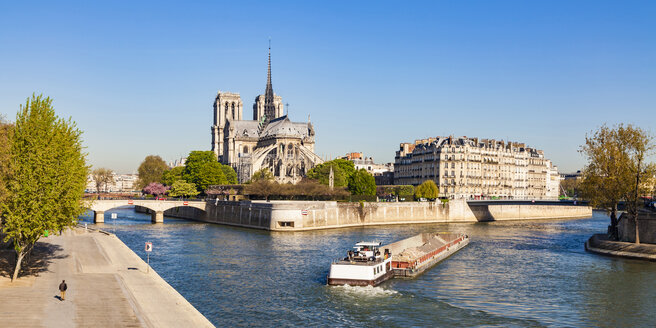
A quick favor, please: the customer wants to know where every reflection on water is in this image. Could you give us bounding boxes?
[78,209,656,327]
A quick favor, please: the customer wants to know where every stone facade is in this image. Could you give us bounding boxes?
[211,48,322,184]
[394,136,560,200]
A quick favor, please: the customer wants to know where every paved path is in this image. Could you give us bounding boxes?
[0,228,214,327]
[585,234,656,261]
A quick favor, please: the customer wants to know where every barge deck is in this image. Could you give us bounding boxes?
[383,232,469,278]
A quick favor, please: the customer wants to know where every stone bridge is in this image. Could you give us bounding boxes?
[88,199,207,223]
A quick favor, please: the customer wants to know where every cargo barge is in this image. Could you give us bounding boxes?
[328,232,469,286]
[384,232,469,278]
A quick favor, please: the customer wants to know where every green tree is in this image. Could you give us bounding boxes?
[307,159,355,187]
[397,185,415,200]
[415,180,439,200]
[1,95,89,281]
[184,151,227,192]
[616,125,656,244]
[579,124,655,241]
[221,165,238,184]
[0,118,11,211]
[167,180,200,198]
[250,168,274,182]
[161,166,185,186]
[91,168,114,194]
[347,169,376,196]
[137,155,168,189]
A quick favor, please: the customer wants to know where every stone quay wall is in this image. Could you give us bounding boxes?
[158,200,592,231]
[618,212,656,244]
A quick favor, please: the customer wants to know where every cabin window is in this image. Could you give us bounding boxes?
[373,268,376,275]
[278,221,294,228]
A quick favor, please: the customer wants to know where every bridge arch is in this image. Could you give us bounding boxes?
[88,199,207,223]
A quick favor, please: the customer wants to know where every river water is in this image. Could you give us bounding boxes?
[79,209,656,327]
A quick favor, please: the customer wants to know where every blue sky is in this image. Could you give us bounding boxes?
[1,1,654,173]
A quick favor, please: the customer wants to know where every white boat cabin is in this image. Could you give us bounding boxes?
[328,241,393,286]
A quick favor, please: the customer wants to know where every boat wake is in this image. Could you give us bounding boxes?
[330,284,398,297]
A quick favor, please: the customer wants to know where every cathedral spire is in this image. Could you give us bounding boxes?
[263,40,275,124]
[266,40,272,94]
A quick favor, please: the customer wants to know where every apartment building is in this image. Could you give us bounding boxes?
[394,136,559,200]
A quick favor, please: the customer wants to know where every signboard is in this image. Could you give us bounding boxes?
[301,210,308,216]
[145,242,153,252]
[111,213,117,219]
[128,200,134,205]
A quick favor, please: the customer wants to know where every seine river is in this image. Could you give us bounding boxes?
[79,209,656,327]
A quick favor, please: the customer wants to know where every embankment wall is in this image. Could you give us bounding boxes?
[618,212,656,244]
[157,200,592,231]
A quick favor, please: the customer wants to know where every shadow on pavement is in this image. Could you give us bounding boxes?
[0,240,68,279]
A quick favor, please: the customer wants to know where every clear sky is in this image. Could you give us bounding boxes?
[1,1,654,174]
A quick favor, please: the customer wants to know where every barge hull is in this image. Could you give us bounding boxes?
[327,270,394,286]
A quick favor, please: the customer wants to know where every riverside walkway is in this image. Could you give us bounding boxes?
[0,227,214,328]
[585,234,656,261]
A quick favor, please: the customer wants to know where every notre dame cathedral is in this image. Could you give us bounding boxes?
[211,48,323,184]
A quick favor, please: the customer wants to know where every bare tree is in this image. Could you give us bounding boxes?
[92,168,114,194]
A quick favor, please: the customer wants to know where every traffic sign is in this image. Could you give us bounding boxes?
[301,210,308,215]
[183,201,189,205]
[145,242,153,252]
[111,213,117,219]
[128,200,134,205]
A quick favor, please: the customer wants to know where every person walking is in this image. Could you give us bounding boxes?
[58,280,67,301]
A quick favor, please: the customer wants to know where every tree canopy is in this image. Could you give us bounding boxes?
[1,95,89,281]
[221,165,238,184]
[580,124,656,241]
[415,180,439,200]
[167,180,199,198]
[250,168,274,182]
[142,182,169,197]
[137,155,168,189]
[306,159,355,187]
[347,168,376,196]
[0,119,11,210]
[161,166,185,186]
[184,151,227,192]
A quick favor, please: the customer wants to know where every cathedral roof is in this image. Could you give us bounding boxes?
[228,120,260,138]
[260,115,310,139]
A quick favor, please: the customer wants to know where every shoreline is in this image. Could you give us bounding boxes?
[0,227,215,328]
[585,234,656,261]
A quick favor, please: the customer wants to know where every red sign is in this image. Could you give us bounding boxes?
[145,242,153,252]
[128,200,134,205]
[183,201,189,205]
